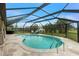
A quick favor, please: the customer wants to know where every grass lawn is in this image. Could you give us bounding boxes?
[52,29,77,41]
[68,29,77,41]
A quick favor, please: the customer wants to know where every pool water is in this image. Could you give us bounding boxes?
[18,34,63,49]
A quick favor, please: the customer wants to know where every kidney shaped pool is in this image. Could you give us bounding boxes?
[17,34,64,49]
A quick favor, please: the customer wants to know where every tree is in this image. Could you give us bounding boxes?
[55,19,70,33]
[43,23,55,33]
[30,23,39,32]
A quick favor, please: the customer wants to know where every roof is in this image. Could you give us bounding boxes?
[6,3,79,27]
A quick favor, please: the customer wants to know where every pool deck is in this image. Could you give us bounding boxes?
[0,34,79,56]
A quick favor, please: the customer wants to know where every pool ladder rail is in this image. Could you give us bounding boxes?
[49,41,65,54]
[23,39,26,42]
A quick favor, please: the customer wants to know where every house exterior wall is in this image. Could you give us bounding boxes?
[0,3,6,45]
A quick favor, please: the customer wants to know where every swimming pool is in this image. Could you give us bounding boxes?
[17,34,63,49]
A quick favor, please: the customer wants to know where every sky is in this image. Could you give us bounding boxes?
[6,3,79,28]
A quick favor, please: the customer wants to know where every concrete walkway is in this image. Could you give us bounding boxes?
[0,34,79,56]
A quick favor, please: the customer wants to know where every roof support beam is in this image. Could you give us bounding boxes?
[77,22,79,42]
[34,18,55,23]
[57,17,79,23]
[63,9,79,13]
[7,13,39,19]
[6,7,38,10]
[7,13,29,18]
[33,17,79,23]
[64,24,68,38]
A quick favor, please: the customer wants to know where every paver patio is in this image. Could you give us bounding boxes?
[0,34,79,56]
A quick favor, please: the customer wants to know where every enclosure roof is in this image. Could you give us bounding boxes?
[6,3,79,26]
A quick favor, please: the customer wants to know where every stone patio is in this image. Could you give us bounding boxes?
[0,34,79,56]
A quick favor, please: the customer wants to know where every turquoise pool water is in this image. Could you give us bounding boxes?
[18,34,63,49]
